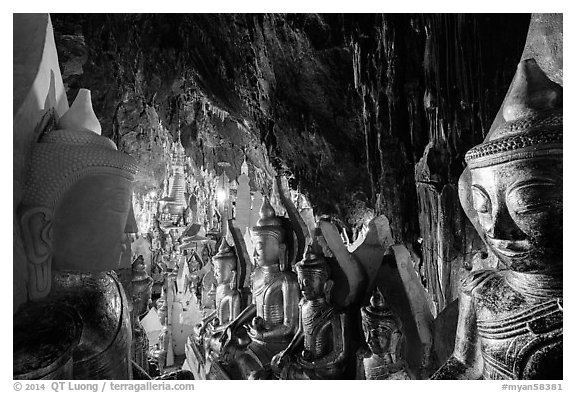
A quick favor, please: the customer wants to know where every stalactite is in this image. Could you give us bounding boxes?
[52,13,531,317]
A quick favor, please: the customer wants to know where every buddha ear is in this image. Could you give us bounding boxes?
[20,207,54,299]
[20,207,53,265]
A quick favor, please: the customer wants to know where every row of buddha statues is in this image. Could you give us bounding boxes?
[14,56,562,380]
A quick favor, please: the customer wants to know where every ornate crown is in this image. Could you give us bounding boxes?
[212,238,236,269]
[250,196,285,241]
[465,59,562,169]
[361,288,400,331]
[295,242,330,278]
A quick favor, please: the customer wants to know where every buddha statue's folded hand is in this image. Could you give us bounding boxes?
[247,316,266,340]
[252,316,265,330]
[221,324,250,350]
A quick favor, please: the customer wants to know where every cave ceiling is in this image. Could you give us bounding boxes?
[51,13,531,239]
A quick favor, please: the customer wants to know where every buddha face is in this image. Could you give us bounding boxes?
[253,235,284,267]
[52,173,133,271]
[213,261,234,285]
[362,323,391,356]
[470,157,562,272]
[297,271,326,300]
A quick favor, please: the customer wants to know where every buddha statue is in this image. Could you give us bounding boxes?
[185,252,203,302]
[14,88,138,379]
[186,239,242,378]
[201,239,242,330]
[212,197,300,378]
[131,255,153,374]
[431,59,562,380]
[359,289,410,380]
[270,244,350,379]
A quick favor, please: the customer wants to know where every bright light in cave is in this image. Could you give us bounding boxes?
[216,189,227,203]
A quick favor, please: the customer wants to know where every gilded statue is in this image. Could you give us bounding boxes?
[358,289,410,380]
[190,239,242,364]
[212,239,242,323]
[199,239,242,330]
[270,244,350,379]
[213,197,300,378]
[14,89,138,379]
[431,59,562,380]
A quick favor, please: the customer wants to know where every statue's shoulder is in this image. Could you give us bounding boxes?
[461,268,500,295]
[280,270,299,285]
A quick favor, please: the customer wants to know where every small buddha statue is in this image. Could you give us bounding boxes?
[191,239,242,361]
[201,266,217,312]
[131,255,153,374]
[204,239,242,328]
[199,246,217,311]
[359,289,410,380]
[212,239,242,324]
[431,59,562,380]
[14,89,138,379]
[186,253,203,302]
[270,244,350,379]
[216,197,300,378]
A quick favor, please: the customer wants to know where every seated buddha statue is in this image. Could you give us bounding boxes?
[14,89,138,379]
[431,59,562,380]
[131,255,153,374]
[214,197,300,378]
[196,239,242,335]
[358,289,410,380]
[270,244,350,379]
[190,239,243,369]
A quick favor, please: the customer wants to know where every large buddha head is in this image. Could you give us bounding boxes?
[18,89,138,299]
[250,197,287,269]
[463,59,562,274]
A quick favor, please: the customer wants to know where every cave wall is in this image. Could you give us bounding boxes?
[50,13,531,314]
[349,14,531,312]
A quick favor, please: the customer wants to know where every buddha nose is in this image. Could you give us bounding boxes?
[488,207,524,240]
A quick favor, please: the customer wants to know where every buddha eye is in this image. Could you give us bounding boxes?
[472,186,491,214]
[513,202,553,215]
[507,182,561,216]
